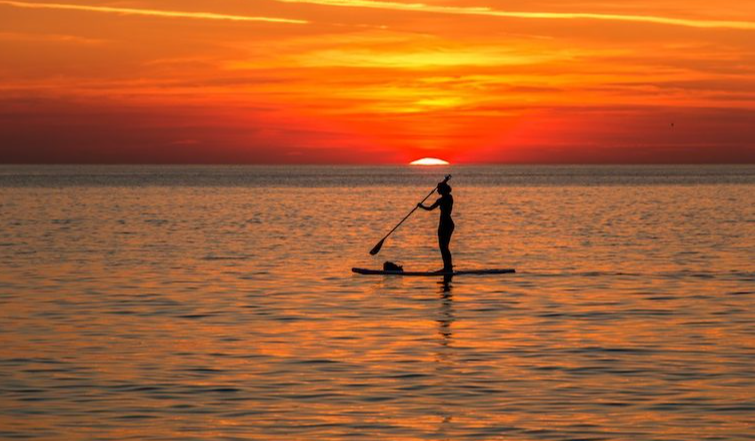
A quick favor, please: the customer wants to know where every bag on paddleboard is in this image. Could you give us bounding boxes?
[383,261,404,272]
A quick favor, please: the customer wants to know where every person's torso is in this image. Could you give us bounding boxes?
[439,195,453,224]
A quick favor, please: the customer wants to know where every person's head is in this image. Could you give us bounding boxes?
[437,182,452,195]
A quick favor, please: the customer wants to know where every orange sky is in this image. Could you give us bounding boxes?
[1,0,754,163]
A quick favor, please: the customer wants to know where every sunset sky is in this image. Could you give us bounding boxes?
[1,0,754,163]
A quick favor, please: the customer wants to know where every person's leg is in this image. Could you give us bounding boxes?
[438,227,453,271]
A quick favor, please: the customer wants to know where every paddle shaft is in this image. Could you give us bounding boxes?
[375,175,451,245]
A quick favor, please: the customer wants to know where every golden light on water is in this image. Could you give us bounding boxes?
[1,171,754,439]
[410,158,450,166]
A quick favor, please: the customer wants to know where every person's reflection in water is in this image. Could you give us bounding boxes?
[441,274,453,294]
[437,276,454,345]
[438,275,454,349]
[434,276,455,437]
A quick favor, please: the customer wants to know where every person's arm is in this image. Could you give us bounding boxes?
[418,198,441,211]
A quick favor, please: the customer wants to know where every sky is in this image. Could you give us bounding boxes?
[1,0,754,164]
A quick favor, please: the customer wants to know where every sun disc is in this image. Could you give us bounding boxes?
[410,157,450,166]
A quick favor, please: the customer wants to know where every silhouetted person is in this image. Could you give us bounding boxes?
[418,181,454,272]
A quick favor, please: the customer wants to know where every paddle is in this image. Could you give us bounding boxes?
[369,175,452,256]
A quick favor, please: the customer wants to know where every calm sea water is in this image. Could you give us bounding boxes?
[1,165,753,440]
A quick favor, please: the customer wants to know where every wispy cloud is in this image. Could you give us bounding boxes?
[0,31,107,44]
[0,1,308,24]
[276,0,755,30]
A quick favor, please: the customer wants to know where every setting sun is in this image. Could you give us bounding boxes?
[410,158,450,166]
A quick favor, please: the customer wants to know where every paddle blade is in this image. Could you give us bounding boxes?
[369,239,385,256]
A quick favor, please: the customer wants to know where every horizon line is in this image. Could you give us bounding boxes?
[1,162,753,166]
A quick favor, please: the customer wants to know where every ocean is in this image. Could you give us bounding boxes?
[1,165,753,440]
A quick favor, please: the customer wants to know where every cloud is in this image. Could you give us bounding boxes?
[276,0,755,30]
[0,1,308,24]
[0,32,107,45]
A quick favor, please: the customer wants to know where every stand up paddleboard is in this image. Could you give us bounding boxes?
[352,268,515,276]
